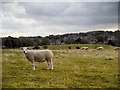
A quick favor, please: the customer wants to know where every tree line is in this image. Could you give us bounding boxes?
[2,36,50,49]
[2,30,120,49]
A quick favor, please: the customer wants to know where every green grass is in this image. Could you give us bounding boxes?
[31,44,114,50]
[2,44,118,88]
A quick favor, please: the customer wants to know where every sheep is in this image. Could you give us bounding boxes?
[80,47,84,50]
[97,47,104,50]
[68,46,71,49]
[32,46,40,50]
[21,47,54,70]
[43,45,48,49]
[76,46,80,49]
[85,47,88,50]
[114,47,120,50]
[81,47,88,50]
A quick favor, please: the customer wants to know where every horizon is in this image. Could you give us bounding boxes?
[1,29,118,38]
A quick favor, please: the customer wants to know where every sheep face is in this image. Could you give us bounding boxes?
[21,47,28,54]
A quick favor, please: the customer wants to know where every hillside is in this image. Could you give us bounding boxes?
[2,30,120,49]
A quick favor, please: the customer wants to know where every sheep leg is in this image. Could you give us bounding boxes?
[32,63,35,70]
[51,62,53,70]
[47,62,50,70]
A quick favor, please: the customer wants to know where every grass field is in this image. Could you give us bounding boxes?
[2,44,118,88]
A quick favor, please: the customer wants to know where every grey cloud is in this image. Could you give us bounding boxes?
[19,2,118,25]
[1,2,118,37]
[20,2,70,17]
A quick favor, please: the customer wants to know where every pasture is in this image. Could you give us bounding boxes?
[2,44,118,88]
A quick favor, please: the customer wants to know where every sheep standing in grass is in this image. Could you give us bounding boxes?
[76,46,80,49]
[33,46,40,50]
[97,47,104,50]
[68,46,71,49]
[114,47,120,50]
[21,47,54,70]
[81,47,88,50]
[43,45,48,49]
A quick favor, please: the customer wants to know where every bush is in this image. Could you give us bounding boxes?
[98,42,103,44]
[43,45,48,49]
[76,46,80,49]
[68,46,71,49]
[96,35,104,42]
[108,40,115,46]
[33,46,40,49]
[41,38,50,45]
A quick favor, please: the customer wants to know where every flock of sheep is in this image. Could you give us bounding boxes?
[21,46,120,71]
[72,46,120,50]
[72,46,104,50]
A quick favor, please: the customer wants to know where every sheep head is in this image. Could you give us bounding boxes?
[21,47,29,54]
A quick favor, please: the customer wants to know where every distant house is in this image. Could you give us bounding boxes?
[50,40,56,45]
[108,36,115,41]
[56,39,61,45]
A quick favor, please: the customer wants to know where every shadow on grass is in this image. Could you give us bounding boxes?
[41,68,53,70]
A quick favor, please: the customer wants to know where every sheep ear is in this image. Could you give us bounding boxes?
[20,47,23,50]
[27,48,30,50]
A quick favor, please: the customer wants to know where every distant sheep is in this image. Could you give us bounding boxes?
[76,46,80,49]
[21,47,54,70]
[114,47,120,50]
[81,47,88,50]
[97,47,104,50]
[32,46,40,50]
[68,46,71,49]
[43,45,48,49]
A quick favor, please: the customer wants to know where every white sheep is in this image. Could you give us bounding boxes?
[81,47,88,50]
[114,47,120,50]
[97,47,104,50]
[21,47,54,70]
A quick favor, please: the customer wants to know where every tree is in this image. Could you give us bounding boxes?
[20,39,28,47]
[96,35,104,42]
[11,38,21,48]
[80,38,88,44]
[108,40,115,46]
[64,36,75,44]
[4,38,12,48]
[75,38,81,44]
[26,38,34,46]
[21,38,34,47]
[33,38,41,46]
[4,36,22,48]
[41,37,50,45]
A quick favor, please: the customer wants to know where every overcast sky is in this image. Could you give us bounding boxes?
[1,2,118,37]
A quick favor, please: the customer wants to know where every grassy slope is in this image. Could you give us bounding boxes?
[2,44,118,88]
